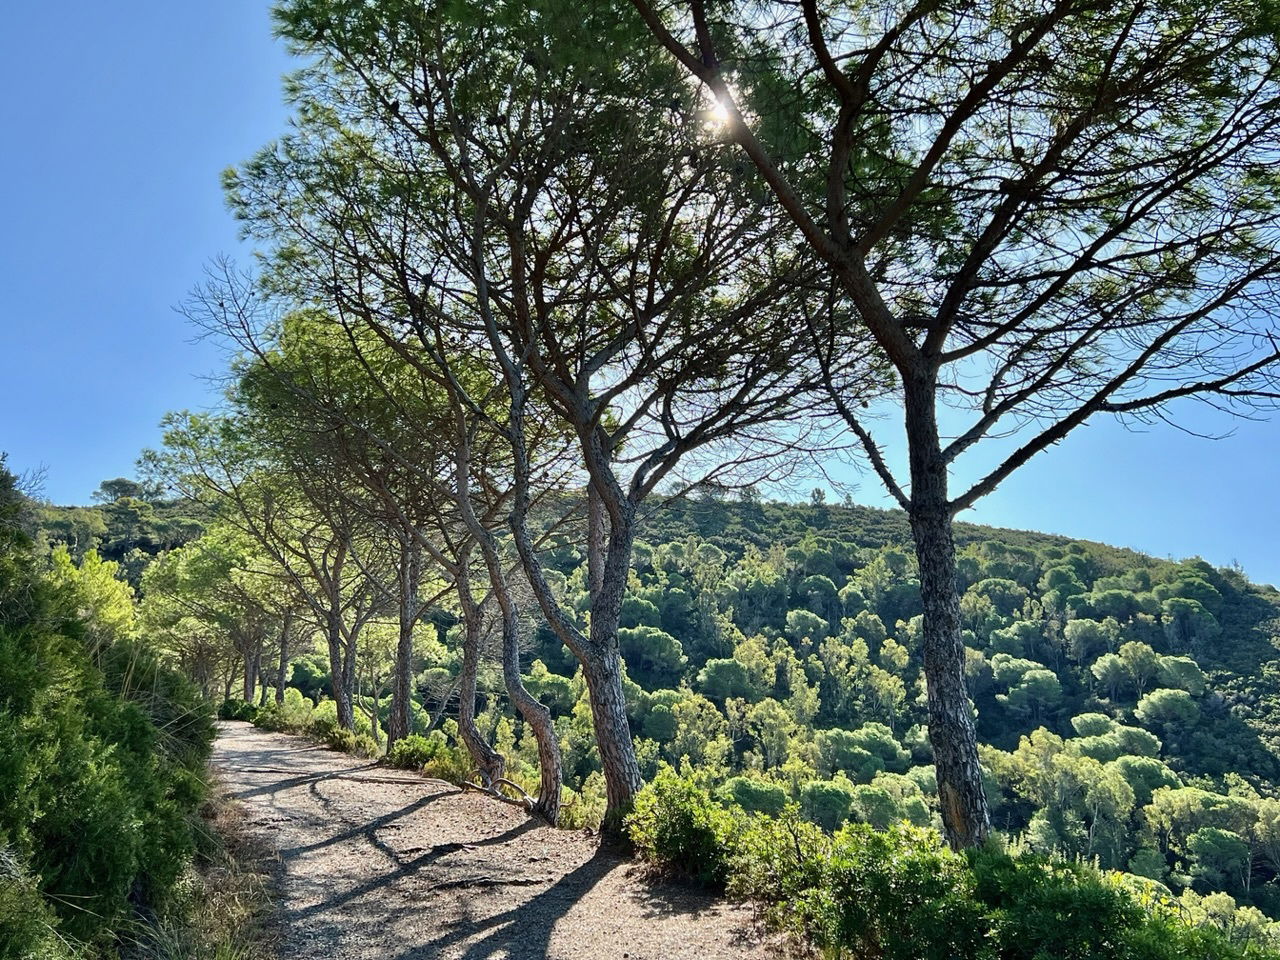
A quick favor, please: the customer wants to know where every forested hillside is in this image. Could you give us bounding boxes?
[523,497,1280,922]
[9,0,1280,955]
[30,482,1280,945]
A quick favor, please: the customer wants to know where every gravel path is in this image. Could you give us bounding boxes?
[212,721,773,960]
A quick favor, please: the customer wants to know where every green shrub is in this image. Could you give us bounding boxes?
[735,821,988,960]
[627,768,740,888]
[386,733,442,770]
[252,701,289,732]
[726,816,1276,960]
[422,743,473,785]
[558,776,608,830]
[719,775,788,816]
[0,473,214,950]
[218,697,258,722]
[969,848,1147,958]
[253,688,314,733]
[0,847,71,960]
[323,726,357,753]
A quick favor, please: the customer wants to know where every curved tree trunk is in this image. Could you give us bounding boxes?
[456,597,504,786]
[905,375,990,849]
[497,603,562,823]
[454,434,562,822]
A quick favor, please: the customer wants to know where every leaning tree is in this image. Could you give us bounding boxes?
[197,296,568,818]
[627,0,1280,846]
[230,0,873,828]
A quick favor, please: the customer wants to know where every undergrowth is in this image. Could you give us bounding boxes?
[122,788,276,960]
[628,767,1280,960]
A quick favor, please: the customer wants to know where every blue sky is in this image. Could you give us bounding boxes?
[0,3,1277,586]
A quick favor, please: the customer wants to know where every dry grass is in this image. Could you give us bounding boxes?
[122,781,278,960]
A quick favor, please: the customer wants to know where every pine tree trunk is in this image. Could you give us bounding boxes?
[581,646,642,832]
[326,609,355,730]
[243,642,258,703]
[457,585,504,786]
[455,430,562,821]
[499,609,562,823]
[905,374,991,850]
[587,522,643,833]
[388,540,419,747]
[276,610,291,705]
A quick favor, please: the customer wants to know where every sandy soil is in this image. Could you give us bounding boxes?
[211,721,774,960]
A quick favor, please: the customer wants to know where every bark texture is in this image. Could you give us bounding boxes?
[905,376,990,849]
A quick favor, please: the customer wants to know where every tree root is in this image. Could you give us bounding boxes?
[461,775,538,813]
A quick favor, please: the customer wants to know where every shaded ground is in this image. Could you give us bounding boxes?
[212,721,774,959]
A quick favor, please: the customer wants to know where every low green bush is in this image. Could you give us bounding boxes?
[0,846,70,960]
[626,769,1278,959]
[386,733,443,770]
[253,687,314,733]
[0,469,214,952]
[218,697,259,722]
[627,767,741,888]
[739,821,989,960]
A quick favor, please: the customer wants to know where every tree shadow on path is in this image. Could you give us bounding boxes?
[283,817,543,925]
[389,845,620,960]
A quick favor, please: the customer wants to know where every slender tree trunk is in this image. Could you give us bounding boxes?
[498,603,562,823]
[463,531,563,822]
[454,423,563,821]
[242,640,259,703]
[905,374,990,849]
[326,608,355,730]
[509,492,637,830]
[275,609,292,705]
[580,646,640,830]
[457,591,504,786]
[388,538,419,747]
[585,526,642,832]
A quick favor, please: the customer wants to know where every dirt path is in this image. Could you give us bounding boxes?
[212,721,773,960]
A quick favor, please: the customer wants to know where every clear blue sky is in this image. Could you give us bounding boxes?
[0,3,1276,587]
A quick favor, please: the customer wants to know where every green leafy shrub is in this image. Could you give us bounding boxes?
[0,466,214,951]
[386,733,442,770]
[725,816,1276,960]
[422,743,473,784]
[737,821,988,959]
[0,846,70,960]
[218,697,259,722]
[627,768,741,888]
[322,726,357,753]
[558,775,608,830]
[253,687,314,733]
